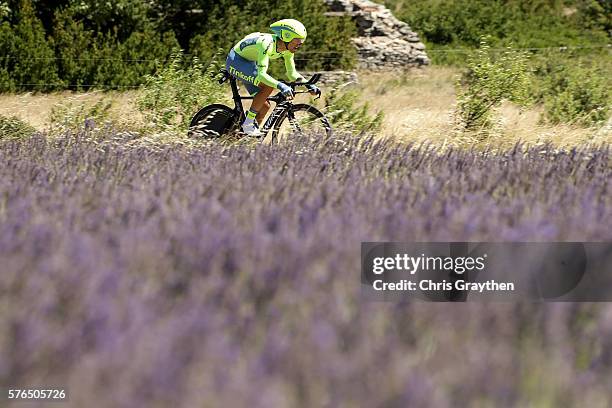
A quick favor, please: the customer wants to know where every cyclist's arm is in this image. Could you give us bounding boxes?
[254,38,281,88]
[283,53,305,83]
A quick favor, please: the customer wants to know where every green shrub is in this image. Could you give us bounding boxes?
[48,98,113,134]
[0,2,9,20]
[88,27,178,89]
[529,51,611,126]
[455,39,531,132]
[65,0,152,41]
[386,0,610,66]
[0,114,36,140]
[0,1,179,92]
[50,9,97,89]
[50,6,179,91]
[136,51,229,133]
[576,0,612,33]
[323,84,384,134]
[542,65,610,126]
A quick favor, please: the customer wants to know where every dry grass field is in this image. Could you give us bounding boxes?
[358,67,610,148]
[1,66,610,148]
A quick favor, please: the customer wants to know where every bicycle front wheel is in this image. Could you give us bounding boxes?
[271,104,332,144]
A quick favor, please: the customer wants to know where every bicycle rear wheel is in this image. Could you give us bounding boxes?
[188,104,238,138]
[271,104,332,144]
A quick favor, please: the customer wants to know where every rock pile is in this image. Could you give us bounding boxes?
[324,0,429,69]
[304,70,359,86]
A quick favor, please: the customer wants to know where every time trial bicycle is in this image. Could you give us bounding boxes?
[188,68,332,143]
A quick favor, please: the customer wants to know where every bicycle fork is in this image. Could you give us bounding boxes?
[260,101,293,140]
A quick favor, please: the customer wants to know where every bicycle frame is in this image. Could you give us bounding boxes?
[219,69,320,138]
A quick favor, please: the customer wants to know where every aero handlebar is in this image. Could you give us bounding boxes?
[283,73,322,89]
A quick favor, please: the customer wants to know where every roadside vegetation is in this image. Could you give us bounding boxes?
[1,0,609,147]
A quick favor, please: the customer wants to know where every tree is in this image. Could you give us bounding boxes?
[0,0,60,92]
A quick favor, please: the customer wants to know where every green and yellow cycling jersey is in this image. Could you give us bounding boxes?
[232,32,305,89]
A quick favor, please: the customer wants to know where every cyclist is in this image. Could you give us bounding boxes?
[225,19,321,136]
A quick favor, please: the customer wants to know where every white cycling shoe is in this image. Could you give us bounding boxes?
[241,121,262,137]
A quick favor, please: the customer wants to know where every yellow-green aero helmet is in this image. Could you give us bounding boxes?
[269,19,307,43]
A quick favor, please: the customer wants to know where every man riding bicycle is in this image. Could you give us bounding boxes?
[225,19,321,137]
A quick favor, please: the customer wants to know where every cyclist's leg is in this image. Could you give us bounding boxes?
[251,85,274,125]
[256,101,271,125]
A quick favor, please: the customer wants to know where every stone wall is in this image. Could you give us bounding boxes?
[303,71,359,86]
[324,0,429,70]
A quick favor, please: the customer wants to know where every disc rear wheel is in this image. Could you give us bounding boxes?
[188,104,238,139]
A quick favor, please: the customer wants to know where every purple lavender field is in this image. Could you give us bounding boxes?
[1,131,612,407]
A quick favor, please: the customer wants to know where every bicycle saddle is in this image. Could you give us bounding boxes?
[217,69,231,84]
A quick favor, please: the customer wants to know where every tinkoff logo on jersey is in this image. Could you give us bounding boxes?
[228,66,255,84]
